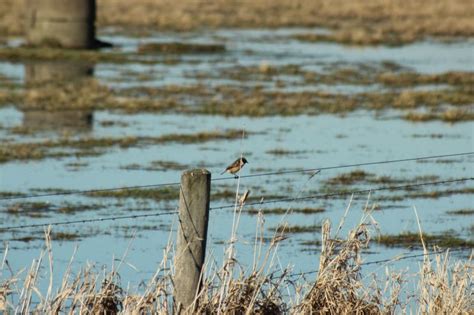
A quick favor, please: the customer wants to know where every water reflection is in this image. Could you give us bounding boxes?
[21,61,94,133]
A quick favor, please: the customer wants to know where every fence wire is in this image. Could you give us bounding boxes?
[286,248,471,279]
[1,151,472,201]
[1,177,472,231]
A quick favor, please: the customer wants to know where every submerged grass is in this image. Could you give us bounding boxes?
[3,201,100,218]
[219,64,473,87]
[377,232,474,249]
[404,108,474,122]
[0,191,26,198]
[266,148,309,156]
[0,47,154,64]
[2,0,473,46]
[121,160,189,171]
[85,186,281,202]
[406,187,474,199]
[270,223,322,234]
[137,42,225,54]
[293,32,409,46]
[1,61,472,122]
[51,232,80,241]
[446,208,474,216]
[87,187,179,200]
[320,172,474,200]
[0,43,225,63]
[0,129,244,163]
[323,170,407,186]
[196,86,474,121]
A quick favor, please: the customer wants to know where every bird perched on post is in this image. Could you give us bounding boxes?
[220,157,248,177]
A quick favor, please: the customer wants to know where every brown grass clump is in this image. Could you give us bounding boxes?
[0,47,146,64]
[441,108,474,122]
[377,232,474,249]
[417,249,473,313]
[137,42,225,54]
[325,170,371,185]
[377,71,474,87]
[295,220,380,314]
[1,59,472,122]
[197,272,285,314]
[413,208,473,314]
[404,111,438,122]
[23,79,111,111]
[0,206,472,313]
[404,108,474,123]
[0,129,244,163]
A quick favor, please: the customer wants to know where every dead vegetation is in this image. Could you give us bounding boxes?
[446,208,474,216]
[0,129,244,163]
[2,0,473,46]
[0,208,471,313]
[0,59,472,122]
[86,186,179,200]
[270,223,322,235]
[121,160,189,171]
[0,47,151,64]
[137,42,225,54]
[377,232,474,249]
[295,220,380,313]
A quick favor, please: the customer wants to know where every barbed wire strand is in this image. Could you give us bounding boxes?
[0,208,178,231]
[287,248,470,279]
[217,151,474,181]
[211,177,474,211]
[1,177,472,231]
[0,182,181,202]
[1,152,472,202]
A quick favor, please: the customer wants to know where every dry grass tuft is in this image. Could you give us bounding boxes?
[0,205,471,313]
[296,220,379,314]
[418,249,473,313]
[197,271,286,314]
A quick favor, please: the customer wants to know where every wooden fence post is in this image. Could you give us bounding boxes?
[174,169,211,312]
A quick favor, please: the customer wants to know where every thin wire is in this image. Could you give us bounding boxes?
[0,182,181,202]
[2,177,470,231]
[0,208,178,231]
[361,248,467,266]
[1,151,472,202]
[288,248,470,279]
[215,151,474,181]
[210,177,474,211]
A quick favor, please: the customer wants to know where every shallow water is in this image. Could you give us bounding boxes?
[0,28,473,293]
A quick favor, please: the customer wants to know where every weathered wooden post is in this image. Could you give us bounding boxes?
[25,0,97,48]
[174,169,211,312]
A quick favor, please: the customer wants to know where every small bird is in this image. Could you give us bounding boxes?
[220,157,248,177]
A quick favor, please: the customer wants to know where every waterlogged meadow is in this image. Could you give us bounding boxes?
[0,2,473,312]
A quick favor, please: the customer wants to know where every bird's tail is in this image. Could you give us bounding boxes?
[220,170,226,175]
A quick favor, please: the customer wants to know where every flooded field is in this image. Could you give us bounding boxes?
[0,27,473,301]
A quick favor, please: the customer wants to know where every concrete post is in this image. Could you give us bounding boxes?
[25,0,96,48]
[174,169,211,312]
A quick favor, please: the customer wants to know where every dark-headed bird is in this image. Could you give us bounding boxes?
[220,157,248,177]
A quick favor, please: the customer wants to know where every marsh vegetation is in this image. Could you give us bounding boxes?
[0,0,472,312]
